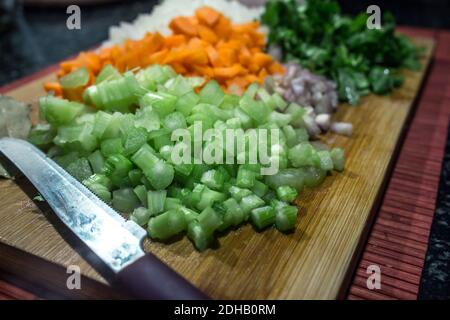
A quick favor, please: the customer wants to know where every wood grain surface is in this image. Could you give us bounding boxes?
[0,36,434,299]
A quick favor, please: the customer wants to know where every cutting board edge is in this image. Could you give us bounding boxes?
[335,37,435,300]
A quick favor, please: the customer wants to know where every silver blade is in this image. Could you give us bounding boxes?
[0,137,146,274]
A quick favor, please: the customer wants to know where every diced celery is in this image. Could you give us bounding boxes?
[240,194,265,217]
[101,138,124,157]
[200,169,224,191]
[65,157,92,181]
[276,186,298,202]
[288,142,319,168]
[165,75,193,97]
[229,186,252,202]
[163,112,187,131]
[92,111,112,138]
[88,150,106,174]
[96,64,121,84]
[54,151,79,168]
[239,95,270,124]
[83,176,111,203]
[220,94,240,110]
[145,159,174,190]
[130,207,151,226]
[53,123,98,152]
[178,206,199,224]
[85,72,143,112]
[60,67,89,89]
[303,166,327,187]
[128,169,143,186]
[199,80,224,106]
[147,209,186,241]
[106,154,132,179]
[318,150,334,171]
[112,188,140,213]
[268,111,292,127]
[140,92,177,117]
[331,148,345,171]
[272,93,288,111]
[28,123,56,149]
[164,197,182,211]
[222,198,245,226]
[147,190,167,216]
[250,206,275,230]
[131,144,159,173]
[175,91,199,116]
[187,221,211,251]
[295,128,309,143]
[244,83,259,99]
[194,184,226,211]
[286,103,306,127]
[252,180,269,198]
[122,126,148,156]
[265,168,305,191]
[275,205,298,232]
[133,185,147,207]
[134,107,161,133]
[197,207,222,235]
[236,167,256,189]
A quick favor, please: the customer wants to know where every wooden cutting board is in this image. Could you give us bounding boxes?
[0,36,434,300]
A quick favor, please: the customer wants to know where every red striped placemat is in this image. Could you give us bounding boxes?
[346,29,450,300]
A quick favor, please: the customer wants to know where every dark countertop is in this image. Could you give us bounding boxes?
[0,0,158,85]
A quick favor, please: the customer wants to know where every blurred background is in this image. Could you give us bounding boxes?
[1,0,449,86]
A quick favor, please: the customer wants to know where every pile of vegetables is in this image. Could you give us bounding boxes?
[30,64,345,250]
[261,0,421,105]
[44,6,284,98]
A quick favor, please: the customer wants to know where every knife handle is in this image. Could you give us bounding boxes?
[114,253,209,300]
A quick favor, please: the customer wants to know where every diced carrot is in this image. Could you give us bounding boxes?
[148,49,169,64]
[253,52,273,68]
[171,62,188,74]
[197,25,219,44]
[245,74,261,85]
[258,68,268,79]
[214,16,232,39]
[239,47,252,66]
[184,49,209,65]
[192,65,214,78]
[206,46,220,66]
[170,17,198,37]
[268,62,285,74]
[195,6,221,27]
[214,64,244,79]
[50,6,282,95]
[217,47,237,67]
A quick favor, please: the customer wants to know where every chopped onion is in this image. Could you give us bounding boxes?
[330,122,353,136]
[315,114,331,131]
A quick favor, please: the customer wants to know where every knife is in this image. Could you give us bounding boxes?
[0,137,208,300]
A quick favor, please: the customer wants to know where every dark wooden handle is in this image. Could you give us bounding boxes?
[114,253,209,300]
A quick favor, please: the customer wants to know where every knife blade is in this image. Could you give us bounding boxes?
[0,137,208,300]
